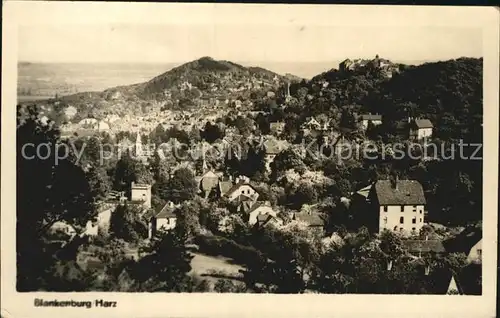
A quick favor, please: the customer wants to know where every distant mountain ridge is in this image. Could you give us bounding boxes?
[117,56,298,100]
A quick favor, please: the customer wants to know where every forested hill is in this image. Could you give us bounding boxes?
[376,58,483,139]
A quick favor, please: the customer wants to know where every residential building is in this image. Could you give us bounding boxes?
[84,203,115,237]
[368,178,426,234]
[360,113,382,130]
[199,170,220,198]
[409,118,433,140]
[270,121,286,136]
[293,211,326,233]
[131,182,152,209]
[148,201,178,238]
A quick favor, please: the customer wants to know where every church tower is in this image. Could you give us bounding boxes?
[135,133,143,158]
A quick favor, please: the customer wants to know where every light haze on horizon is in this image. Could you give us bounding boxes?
[19,24,482,65]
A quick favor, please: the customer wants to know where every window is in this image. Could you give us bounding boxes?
[241,190,244,194]
[420,218,422,222]
[412,227,416,231]
[383,206,388,212]
[477,249,482,257]
[412,217,416,224]
[383,217,388,224]
[413,205,417,212]
[400,217,404,224]
[400,206,405,212]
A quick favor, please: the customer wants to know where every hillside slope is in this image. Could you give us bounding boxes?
[118,56,290,101]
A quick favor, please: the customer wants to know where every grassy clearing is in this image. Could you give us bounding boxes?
[189,252,245,283]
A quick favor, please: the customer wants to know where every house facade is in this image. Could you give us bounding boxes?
[84,204,115,237]
[369,178,426,234]
[131,182,152,208]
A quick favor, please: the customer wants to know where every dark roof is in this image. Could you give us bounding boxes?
[413,119,433,129]
[360,114,382,121]
[403,239,445,253]
[373,180,426,205]
[256,214,277,227]
[234,194,254,203]
[294,212,326,227]
[218,180,233,195]
[263,139,281,155]
[395,121,409,131]
[455,263,482,295]
[155,203,177,219]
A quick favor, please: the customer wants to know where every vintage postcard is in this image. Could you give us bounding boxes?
[2,2,499,318]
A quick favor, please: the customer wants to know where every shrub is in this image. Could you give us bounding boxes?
[194,234,263,266]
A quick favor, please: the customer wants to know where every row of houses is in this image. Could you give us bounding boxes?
[270,114,434,140]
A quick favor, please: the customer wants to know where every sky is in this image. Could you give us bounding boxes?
[16,3,483,66]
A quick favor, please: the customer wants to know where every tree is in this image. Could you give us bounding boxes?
[188,128,202,145]
[339,108,358,132]
[270,148,306,181]
[113,150,138,195]
[175,200,203,239]
[150,150,173,182]
[158,167,197,204]
[86,165,111,202]
[234,116,255,137]
[134,161,153,184]
[223,146,242,178]
[242,224,319,293]
[288,183,318,209]
[135,227,194,292]
[150,124,167,145]
[213,279,246,293]
[16,105,97,291]
[241,146,267,179]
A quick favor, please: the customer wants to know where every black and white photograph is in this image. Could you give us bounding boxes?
[2,2,498,318]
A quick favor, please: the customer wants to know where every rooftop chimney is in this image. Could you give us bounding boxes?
[391,174,399,190]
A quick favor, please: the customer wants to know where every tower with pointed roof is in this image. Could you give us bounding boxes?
[135,133,143,158]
